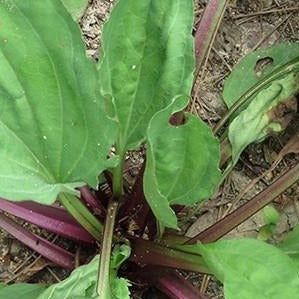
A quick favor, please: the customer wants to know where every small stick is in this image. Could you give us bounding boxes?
[251,14,292,52]
[46,267,61,282]
[186,163,299,244]
[232,6,299,19]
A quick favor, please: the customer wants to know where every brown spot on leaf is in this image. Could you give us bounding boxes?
[267,96,297,130]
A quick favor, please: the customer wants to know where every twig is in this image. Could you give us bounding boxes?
[47,267,61,282]
[211,47,232,71]
[251,14,292,52]
[232,6,299,19]
[5,255,45,283]
[186,163,299,244]
[200,275,210,295]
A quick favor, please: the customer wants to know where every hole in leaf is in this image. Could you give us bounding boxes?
[36,240,40,246]
[254,57,274,77]
[168,111,187,126]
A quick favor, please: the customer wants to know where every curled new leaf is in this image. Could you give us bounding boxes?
[144,96,221,228]
[222,43,299,164]
[228,72,298,164]
[0,0,117,204]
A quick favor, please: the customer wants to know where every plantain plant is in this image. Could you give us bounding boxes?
[0,0,298,298]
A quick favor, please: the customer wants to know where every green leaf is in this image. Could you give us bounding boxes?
[111,243,131,270]
[144,96,221,228]
[222,43,299,165]
[0,0,117,204]
[228,71,298,164]
[38,255,99,299]
[61,0,89,20]
[263,205,280,225]
[223,42,299,110]
[98,0,195,154]
[195,239,299,299]
[37,245,131,299]
[110,244,131,299]
[0,283,46,299]
[223,43,299,165]
[110,278,131,299]
[278,224,299,269]
[258,205,280,241]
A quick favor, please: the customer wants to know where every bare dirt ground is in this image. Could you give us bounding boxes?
[0,1,298,298]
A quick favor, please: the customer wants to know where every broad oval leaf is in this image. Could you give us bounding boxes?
[0,0,117,203]
[38,256,100,299]
[98,0,195,153]
[278,224,299,269]
[144,96,221,228]
[0,283,46,299]
[178,239,299,299]
[223,42,299,110]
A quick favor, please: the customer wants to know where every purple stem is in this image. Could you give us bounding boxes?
[119,163,146,217]
[0,198,94,244]
[103,170,113,191]
[186,162,299,244]
[119,162,152,234]
[157,272,208,299]
[131,238,210,274]
[194,0,228,78]
[0,212,75,269]
[125,264,207,299]
[79,185,106,218]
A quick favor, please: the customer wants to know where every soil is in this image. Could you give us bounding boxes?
[0,1,298,298]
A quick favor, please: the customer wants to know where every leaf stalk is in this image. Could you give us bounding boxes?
[112,155,125,199]
[97,199,119,298]
[59,193,102,241]
[97,156,124,298]
[0,212,75,269]
[157,272,208,299]
[186,162,299,244]
[0,198,94,244]
[130,238,211,274]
